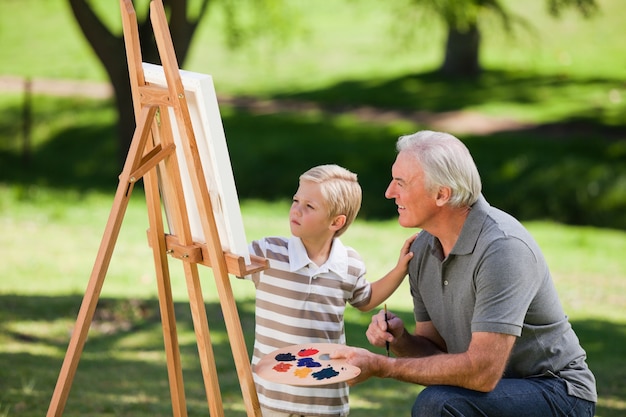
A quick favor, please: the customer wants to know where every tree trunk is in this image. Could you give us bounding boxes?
[68,0,205,167]
[440,23,481,77]
[110,65,136,164]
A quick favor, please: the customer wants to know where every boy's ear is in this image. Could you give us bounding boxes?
[330,214,347,231]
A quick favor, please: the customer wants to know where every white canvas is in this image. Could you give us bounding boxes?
[142,62,250,265]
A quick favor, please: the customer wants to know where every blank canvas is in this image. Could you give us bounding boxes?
[143,62,250,265]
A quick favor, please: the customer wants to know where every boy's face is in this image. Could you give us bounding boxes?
[289,180,338,241]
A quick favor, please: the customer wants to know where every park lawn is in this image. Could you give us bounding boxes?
[0,187,625,417]
[0,0,625,416]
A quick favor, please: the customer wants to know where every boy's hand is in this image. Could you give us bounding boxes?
[397,233,418,270]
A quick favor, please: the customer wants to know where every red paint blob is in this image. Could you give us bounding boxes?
[298,348,319,357]
[272,363,292,373]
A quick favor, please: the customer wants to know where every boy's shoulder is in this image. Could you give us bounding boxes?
[340,241,361,258]
[333,238,365,266]
[249,236,289,256]
[253,236,289,246]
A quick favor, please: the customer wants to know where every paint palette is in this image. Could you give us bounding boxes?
[256,343,361,386]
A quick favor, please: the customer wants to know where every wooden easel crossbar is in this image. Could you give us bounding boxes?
[46,1,267,416]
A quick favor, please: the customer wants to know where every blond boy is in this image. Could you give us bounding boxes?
[245,164,414,417]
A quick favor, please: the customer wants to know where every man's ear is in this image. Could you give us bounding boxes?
[435,187,452,207]
[330,214,347,231]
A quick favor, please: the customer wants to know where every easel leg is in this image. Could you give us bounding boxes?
[46,106,158,417]
[183,263,226,417]
[214,271,262,417]
[144,167,189,417]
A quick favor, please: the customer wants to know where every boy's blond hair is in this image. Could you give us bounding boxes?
[299,164,362,237]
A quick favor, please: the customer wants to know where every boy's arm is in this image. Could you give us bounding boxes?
[357,233,418,312]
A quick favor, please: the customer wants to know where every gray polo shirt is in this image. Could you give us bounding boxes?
[408,195,597,402]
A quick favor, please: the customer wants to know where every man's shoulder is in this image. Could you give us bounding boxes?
[482,207,536,246]
[410,230,433,252]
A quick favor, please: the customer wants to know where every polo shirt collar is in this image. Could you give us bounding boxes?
[450,194,490,256]
[288,236,348,276]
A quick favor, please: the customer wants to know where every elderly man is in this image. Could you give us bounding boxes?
[334,130,596,417]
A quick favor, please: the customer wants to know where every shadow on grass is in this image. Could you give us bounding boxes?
[1,70,625,227]
[269,70,626,128]
[570,318,626,417]
[0,295,624,416]
[0,295,413,416]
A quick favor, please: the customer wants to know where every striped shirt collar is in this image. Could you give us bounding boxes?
[288,236,348,277]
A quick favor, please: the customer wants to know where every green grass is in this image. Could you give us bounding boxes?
[2,92,624,227]
[1,187,625,416]
[2,1,626,113]
[1,0,625,416]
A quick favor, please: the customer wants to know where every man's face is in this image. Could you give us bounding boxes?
[385,151,439,229]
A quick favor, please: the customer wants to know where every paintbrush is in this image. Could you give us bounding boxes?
[384,303,390,357]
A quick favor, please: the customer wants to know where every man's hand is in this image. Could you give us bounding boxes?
[366,309,405,349]
[331,346,387,386]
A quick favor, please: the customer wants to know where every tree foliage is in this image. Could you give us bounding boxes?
[69,0,601,159]
[68,0,211,162]
[68,0,292,164]
[395,0,599,76]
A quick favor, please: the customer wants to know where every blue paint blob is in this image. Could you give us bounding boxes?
[297,357,322,368]
[312,366,340,380]
[275,353,296,362]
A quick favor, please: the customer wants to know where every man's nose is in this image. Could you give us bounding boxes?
[384,183,394,199]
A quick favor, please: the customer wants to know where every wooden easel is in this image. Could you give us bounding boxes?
[46,1,267,416]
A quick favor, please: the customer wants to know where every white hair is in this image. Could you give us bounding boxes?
[396,130,481,208]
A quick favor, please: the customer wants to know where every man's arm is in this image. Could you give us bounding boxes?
[388,331,515,391]
[335,330,516,392]
[391,320,448,357]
